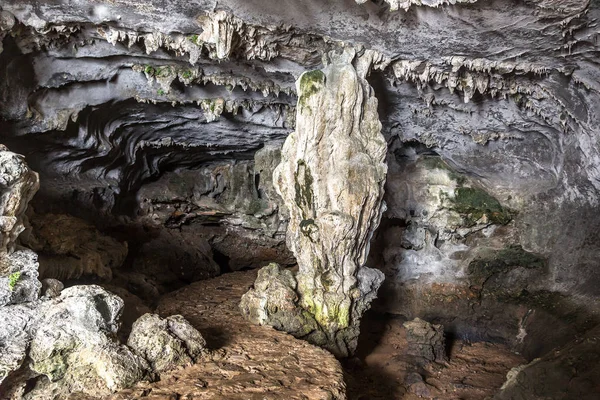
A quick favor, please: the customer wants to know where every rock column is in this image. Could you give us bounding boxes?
[241,48,387,357]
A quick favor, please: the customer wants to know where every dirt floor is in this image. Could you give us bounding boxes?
[344,312,526,400]
[106,270,345,400]
[104,269,525,400]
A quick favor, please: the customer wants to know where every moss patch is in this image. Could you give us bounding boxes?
[8,272,20,291]
[420,156,467,184]
[298,70,325,108]
[451,186,513,226]
[144,65,156,76]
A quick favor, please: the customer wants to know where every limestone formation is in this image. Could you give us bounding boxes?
[0,146,41,307]
[0,146,185,398]
[1,0,600,398]
[241,48,387,357]
[128,313,207,373]
[0,285,152,397]
[0,145,39,255]
[355,0,478,12]
[27,286,153,396]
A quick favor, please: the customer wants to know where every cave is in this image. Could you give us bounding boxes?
[1,1,599,399]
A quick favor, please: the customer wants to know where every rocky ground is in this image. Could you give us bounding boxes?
[105,269,346,400]
[344,312,525,399]
[86,269,523,400]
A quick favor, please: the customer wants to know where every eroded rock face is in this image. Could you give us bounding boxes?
[0,145,39,255]
[22,212,128,281]
[0,285,153,398]
[0,146,197,398]
[26,286,153,397]
[241,48,387,357]
[1,0,600,397]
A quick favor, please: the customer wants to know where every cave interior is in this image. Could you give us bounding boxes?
[0,0,600,399]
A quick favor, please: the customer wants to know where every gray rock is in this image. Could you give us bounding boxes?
[40,278,63,299]
[403,318,447,364]
[127,313,206,373]
[27,285,152,395]
[240,263,321,339]
[0,145,39,255]
[0,303,35,384]
[0,285,154,397]
[0,249,42,306]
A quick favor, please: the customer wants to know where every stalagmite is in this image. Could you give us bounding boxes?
[240,48,387,357]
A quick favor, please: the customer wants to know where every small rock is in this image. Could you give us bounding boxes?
[128,313,206,373]
[405,372,432,397]
[41,278,64,298]
[403,318,447,364]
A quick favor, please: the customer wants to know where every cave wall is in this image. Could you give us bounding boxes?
[1,0,599,357]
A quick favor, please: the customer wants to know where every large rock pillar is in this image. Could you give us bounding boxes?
[241,48,387,357]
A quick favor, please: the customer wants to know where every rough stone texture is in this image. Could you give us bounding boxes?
[403,318,447,364]
[241,48,387,357]
[40,278,63,299]
[0,285,154,398]
[0,249,41,306]
[240,263,321,338]
[110,269,346,400]
[1,0,600,397]
[21,212,128,281]
[2,2,599,341]
[128,313,206,373]
[0,145,39,255]
[495,324,600,400]
[355,0,478,12]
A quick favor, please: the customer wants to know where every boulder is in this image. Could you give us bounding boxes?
[403,318,447,364]
[128,313,206,373]
[0,145,39,254]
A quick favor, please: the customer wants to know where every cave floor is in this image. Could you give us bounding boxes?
[105,269,345,400]
[102,269,524,400]
[344,312,526,399]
